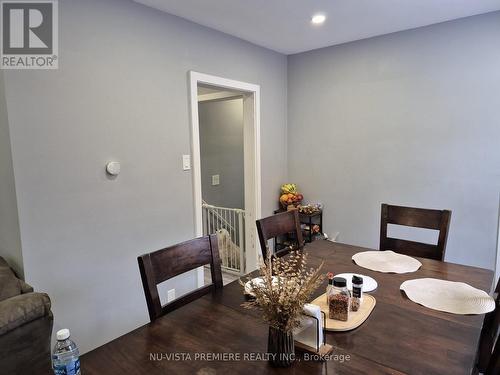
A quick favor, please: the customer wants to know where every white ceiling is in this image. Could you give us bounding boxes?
[135,0,500,54]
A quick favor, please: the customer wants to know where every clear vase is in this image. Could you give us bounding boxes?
[267,326,295,367]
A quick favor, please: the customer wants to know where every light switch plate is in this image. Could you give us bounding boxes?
[167,289,176,302]
[182,155,191,170]
[212,174,220,185]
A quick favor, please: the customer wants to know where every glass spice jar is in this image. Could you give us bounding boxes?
[351,275,363,312]
[328,277,350,321]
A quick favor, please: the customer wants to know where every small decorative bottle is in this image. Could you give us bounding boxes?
[351,275,363,312]
[326,272,334,304]
[328,277,350,321]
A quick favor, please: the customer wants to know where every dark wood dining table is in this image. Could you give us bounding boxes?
[81,240,494,374]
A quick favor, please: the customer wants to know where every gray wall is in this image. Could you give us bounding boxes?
[3,0,287,353]
[199,97,244,209]
[0,71,23,278]
[288,12,500,269]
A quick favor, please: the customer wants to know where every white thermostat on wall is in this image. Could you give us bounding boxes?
[106,161,121,176]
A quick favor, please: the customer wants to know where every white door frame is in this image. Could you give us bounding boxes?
[495,194,500,287]
[188,71,261,286]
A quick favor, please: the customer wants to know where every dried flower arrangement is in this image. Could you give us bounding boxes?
[241,251,324,332]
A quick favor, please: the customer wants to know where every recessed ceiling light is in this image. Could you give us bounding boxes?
[311,13,326,25]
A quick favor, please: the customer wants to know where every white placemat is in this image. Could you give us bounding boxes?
[334,273,378,292]
[400,278,495,315]
[352,250,422,273]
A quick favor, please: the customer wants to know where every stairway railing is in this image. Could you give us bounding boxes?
[202,201,246,275]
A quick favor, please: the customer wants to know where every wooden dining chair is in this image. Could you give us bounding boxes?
[256,209,304,259]
[380,203,452,261]
[475,278,500,374]
[137,235,223,322]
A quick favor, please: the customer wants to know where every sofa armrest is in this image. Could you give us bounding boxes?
[19,280,34,294]
[0,293,51,335]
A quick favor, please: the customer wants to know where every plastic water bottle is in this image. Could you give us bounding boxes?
[52,329,81,375]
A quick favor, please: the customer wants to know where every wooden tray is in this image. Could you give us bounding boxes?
[310,293,376,331]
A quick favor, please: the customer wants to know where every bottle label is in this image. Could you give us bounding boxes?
[352,286,362,298]
[53,358,80,375]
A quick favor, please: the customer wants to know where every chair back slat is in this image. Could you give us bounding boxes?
[384,238,442,261]
[380,203,451,261]
[138,234,222,322]
[385,205,445,229]
[477,279,500,373]
[256,210,304,259]
[150,237,213,283]
[486,340,500,375]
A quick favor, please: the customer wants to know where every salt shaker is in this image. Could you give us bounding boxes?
[351,275,363,312]
[326,272,334,304]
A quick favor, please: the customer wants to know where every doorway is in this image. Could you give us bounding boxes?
[189,71,261,285]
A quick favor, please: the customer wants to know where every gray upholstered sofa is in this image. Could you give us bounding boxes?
[0,257,53,374]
